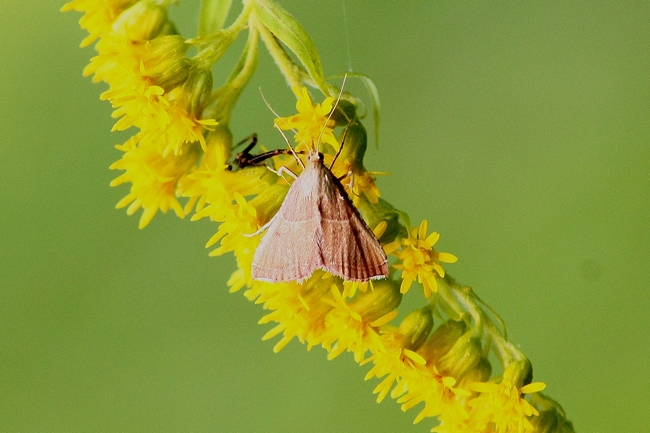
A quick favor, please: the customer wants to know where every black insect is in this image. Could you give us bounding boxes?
[231,134,298,170]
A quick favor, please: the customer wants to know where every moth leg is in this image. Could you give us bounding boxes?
[338,170,353,184]
[339,171,361,197]
[268,165,298,184]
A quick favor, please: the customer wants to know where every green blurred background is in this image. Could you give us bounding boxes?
[2,1,649,432]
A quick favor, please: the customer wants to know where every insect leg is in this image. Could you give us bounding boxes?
[267,165,299,184]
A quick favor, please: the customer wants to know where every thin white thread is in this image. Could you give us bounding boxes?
[342,0,353,72]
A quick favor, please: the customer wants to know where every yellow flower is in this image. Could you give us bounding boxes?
[433,410,496,433]
[364,327,429,403]
[205,193,260,254]
[398,365,471,425]
[182,130,269,218]
[469,379,546,433]
[274,87,339,151]
[79,7,216,158]
[103,80,169,132]
[327,154,385,205]
[203,193,264,293]
[110,134,199,228]
[95,39,217,157]
[201,182,284,293]
[326,122,386,204]
[258,272,334,352]
[385,220,458,298]
[139,93,219,157]
[61,0,136,47]
[108,0,168,42]
[321,279,400,363]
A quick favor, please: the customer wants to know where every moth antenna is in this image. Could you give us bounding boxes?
[274,124,305,169]
[317,74,348,153]
[259,88,310,146]
[330,122,351,170]
[259,87,309,167]
[259,88,285,120]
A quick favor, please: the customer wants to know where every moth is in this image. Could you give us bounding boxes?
[251,132,389,283]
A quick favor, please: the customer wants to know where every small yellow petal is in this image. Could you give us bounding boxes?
[425,231,440,246]
[369,310,399,327]
[373,220,388,239]
[433,263,445,278]
[438,252,458,263]
[403,349,427,365]
[470,381,498,393]
[520,382,547,394]
[400,277,414,294]
[441,376,457,388]
[383,240,401,255]
[418,220,428,240]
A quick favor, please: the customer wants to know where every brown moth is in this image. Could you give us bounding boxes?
[251,147,389,283]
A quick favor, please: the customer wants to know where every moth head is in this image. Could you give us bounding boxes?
[307,149,324,163]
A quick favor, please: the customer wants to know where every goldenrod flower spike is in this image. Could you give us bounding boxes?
[64,2,574,432]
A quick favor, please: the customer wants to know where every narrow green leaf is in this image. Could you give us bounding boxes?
[329,72,381,148]
[253,0,329,96]
[198,0,232,36]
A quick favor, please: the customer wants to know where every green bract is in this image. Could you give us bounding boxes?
[252,0,329,95]
[198,0,232,36]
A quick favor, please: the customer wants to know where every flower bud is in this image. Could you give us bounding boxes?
[157,20,179,38]
[397,306,434,350]
[531,409,576,433]
[503,359,534,388]
[356,197,407,244]
[202,125,232,167]
[141,35,189,61]
[139,35,191,91]
[182,64,214,117]
[437,334,483,379]
[459,358,492,388]
[418,319,467,365]
[338,122,367,172]
[249,183,290,225]
[112,0,168,41]
[331,98,358,126]
[349,278,402,322]
[146,57,191,91]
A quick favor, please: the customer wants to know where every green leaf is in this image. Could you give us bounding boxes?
[253,0,329,96]
[198,0,232,36]
[329,72,381,148]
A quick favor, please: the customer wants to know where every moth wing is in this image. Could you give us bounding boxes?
[320,216,389,281]
[252,174,324,282]
[318,168,389,282]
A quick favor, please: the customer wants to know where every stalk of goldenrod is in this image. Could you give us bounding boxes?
[63,1,575,432]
